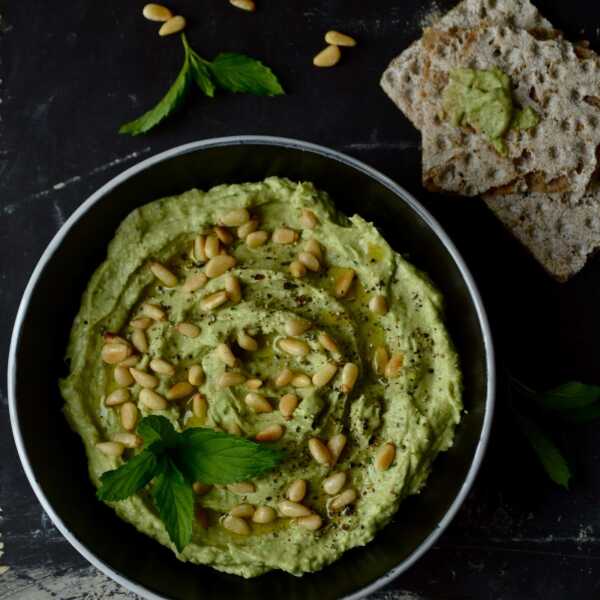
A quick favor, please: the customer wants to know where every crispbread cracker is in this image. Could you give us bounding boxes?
[380,0,553,128]
[484,184,600,281]
[420,25,600,198]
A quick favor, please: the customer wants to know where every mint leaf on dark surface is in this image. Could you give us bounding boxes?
[97,450,158,502]
[536,382,600,411]
[208,53,284,96]
[174,427,285,485]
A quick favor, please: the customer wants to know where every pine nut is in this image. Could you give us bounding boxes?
[193,481,212,495]
[216,343,237,367]
[279,393,299,419]
[285,318,311,336]
[120,402,139,431]
[289,260,306,278]
[384,353,404,378]
[200,291,229,311]
[112,432,142,448]
[312,363,338,388]
[182,272,208,293]
[237,330,258,351]
[272,227,298,244]
[191,393,207,421]
[292,374,312,388]
[102,343,132,365]
[328,433,347,464]
[176,322,200,337]
[246,230,269,248]
[204,234,221,259]
[335,268,355,298]
[114,365,135,387]
[298,252,320,272]
[313,45,341,67]
[297,514,323,530]
[105,388,130,407]
[286,479,307,502]
[142,3,173,22]
[252,506,276,524]
[245,378,263,390]
[369,294,388,315]
[230,503,255,519]
[139,388,167,410]
[225,273,242,303]
[149,261,177,287]
[237,218,259,239]
[227,422,242,437]
[222,515,251,535]
[245,392,272,413]
[119,355,139,368]
[150,357,175,376]
[373,346,389,376]
[217,372,246,388]
[103,332,129,345]
[330,488,357,512]
[228,481,256,494]
[193,235,207,263]
[300,209,318,229]
[131,329,149,354]
[279,500,311,518]
[96,441,124,457]
[341,362,359,393]
[205,254,236,278]
[188,365,204,386]
[167,381,195,400]
[158,15,186,36]
[308,438,333,466]
[318,332,339,354]
[256,424,285,442]
[130,368,159,389]
[275,368,294,387]
[323,471,346,495]
[229,0,256,11]
[214,226,234,245]
[375,442,396,471]
[304,238,322,259]
[279,337,310,357]
[220,207,250,227]
[130,317,153,330]
[142,303,166,321]
[325,30,357,47]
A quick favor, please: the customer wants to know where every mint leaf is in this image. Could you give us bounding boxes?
[97,450,158,501]
[174,427,285,484]
[138,415,178,448]
[119,48,191,135]
[189,54,216,98]
[152,457,194,552]
[514,411,571,489]
[208,53,284,96]
[537,382,600,411]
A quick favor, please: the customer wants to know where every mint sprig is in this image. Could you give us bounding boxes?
[119,33,284,135]
[97,416,284,551]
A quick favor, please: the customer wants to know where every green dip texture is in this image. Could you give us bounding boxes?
[60,177,462,577]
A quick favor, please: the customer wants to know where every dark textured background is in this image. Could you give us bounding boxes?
[3,1,600,598]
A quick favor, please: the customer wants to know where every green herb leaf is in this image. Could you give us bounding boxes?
[557,403,600,424]
[119,51,191,135]
[97,450,158,501]
[536,382,600,411]
[514,411,571,489]
[152,457,194,553]
[181,34,216,98]
[138,415,178,448]
[174,427,285,485]
[208,53,284,96]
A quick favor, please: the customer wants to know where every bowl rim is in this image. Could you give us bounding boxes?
[8,135,495,600]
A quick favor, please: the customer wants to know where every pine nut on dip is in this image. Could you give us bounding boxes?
[59,177,462,578]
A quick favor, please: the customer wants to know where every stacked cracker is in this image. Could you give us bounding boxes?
[381,0,600,281]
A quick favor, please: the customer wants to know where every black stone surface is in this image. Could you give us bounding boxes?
[2,1,600,599]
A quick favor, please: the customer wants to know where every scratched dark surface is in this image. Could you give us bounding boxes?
[3,1,600,599]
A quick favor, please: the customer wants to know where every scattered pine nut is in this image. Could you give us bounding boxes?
[253,506,276,524]
[275,368,294,387]
[237,218,259,239]
[325,30,357,47]
[297,513,323,531]
[112,432,142,448]
[308,437,333,466]
[229,0,256,11]
[200,290,229,311]
[225,273,242,303]
[279,500,311,518]
[329,488,357,512]
[96,441,124,457]
[130,317,153,330]
[228,481,256,494]
[230,503,256,519]
[289,260,307,278]
[150,357,175,376]
[193,235,207,263]
[158,15,186,36]
[334,268,355,298]
[142,3,173,22]
[245,378,263,389]
[245,392,272,413]
[131,329,149,354]
[222,515,251,535]
[191,393,208,421]
[300,209,318,229]
[167,381,195,400]
[255,424,285,442]
[217,372,246,388]
[304,238,322,259]
[216,343,237,367]
[176,322,201,338]
[149,261,177,287]
[298,252,320,272]
[279,392,299,419]
[318,332,339,354]
[328,433,347,464]
[139,388,168,410]
[313,45,341,68]
[246,230,269,248]
[384,353,404,378]
[323,471,346,495]
[220,207,250,227]
[279,337,310,356]
[272,227,298,244]
[204,234,221,259]
[286,479,307,503]
[142,302,166,321]
[214,226,234,245]
[182,272,208,293]
[369,295,388,315]
[188,365,204,386]
[373,345,389,376]
[101,343,132,365]
[341,362,359,393]
[105,388,130,407]
[130,368,159,389]
[119,355,139,368]
[312,362,338,388]
[285,318,312,336]
[114,365,134,387]
[237,330,258,351]
[292,374,312,388]
[205,254,236,278]
[375,442,396,471]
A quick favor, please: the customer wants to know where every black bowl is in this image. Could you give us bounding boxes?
[8,136,494,600]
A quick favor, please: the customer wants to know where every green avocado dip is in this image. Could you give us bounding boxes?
[442,67,539,154]
[60,177,463,577]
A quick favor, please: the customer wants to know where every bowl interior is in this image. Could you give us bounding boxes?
[11,140,491,600]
